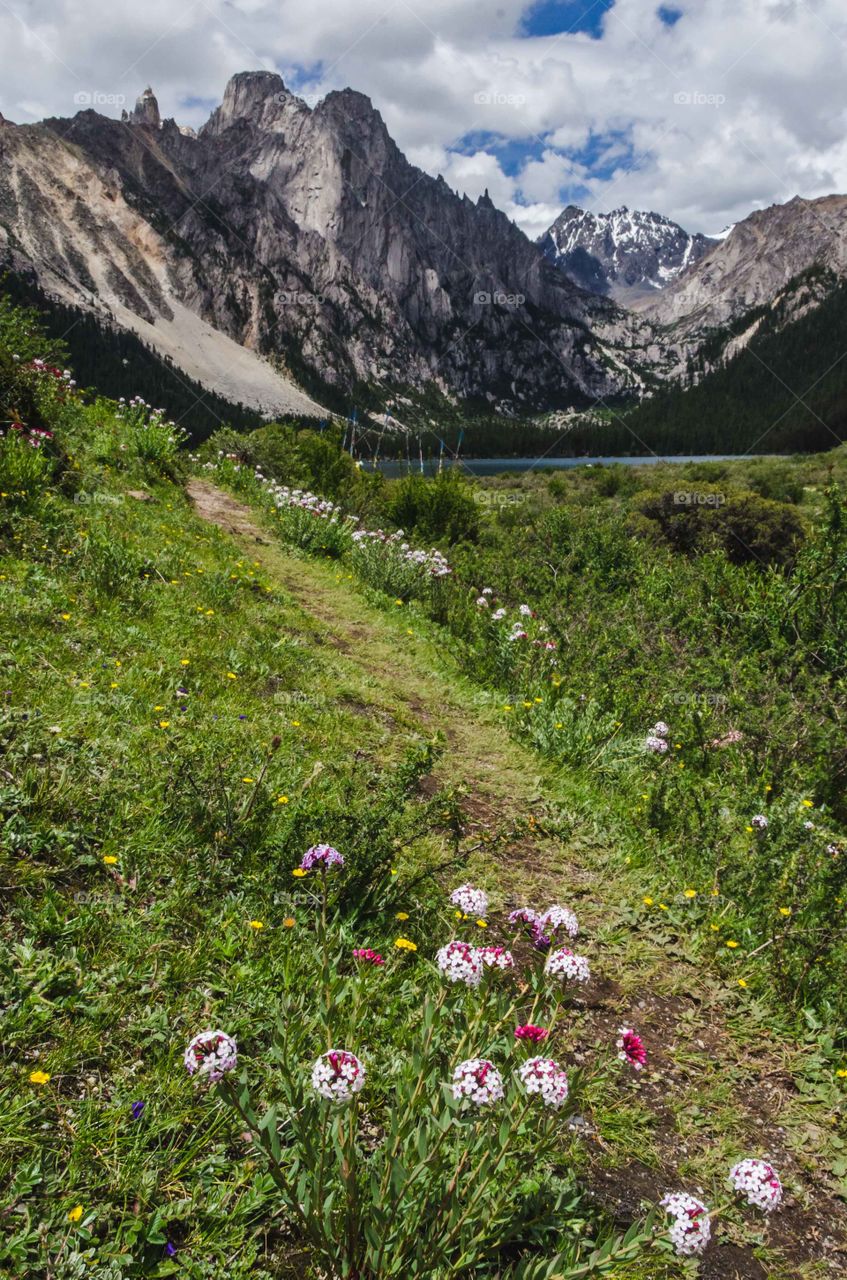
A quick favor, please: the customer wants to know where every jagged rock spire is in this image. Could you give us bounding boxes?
[130,87,161,129]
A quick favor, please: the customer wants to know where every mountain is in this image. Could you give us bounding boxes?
[0,75,650,422]
[645,194,847,334]
[538,205,715,304]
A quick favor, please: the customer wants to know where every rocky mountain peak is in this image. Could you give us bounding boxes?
[129,87,161,129]
[539,204,715,305]
[202,71,291,135]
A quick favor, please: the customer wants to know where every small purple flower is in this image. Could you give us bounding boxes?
[131,1100,145,1119]
[165,1242,177,1257]
[301,843,344,871]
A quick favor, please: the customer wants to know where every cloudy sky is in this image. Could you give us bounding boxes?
[2,0,846,238]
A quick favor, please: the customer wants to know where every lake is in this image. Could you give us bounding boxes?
[365,455,762,478]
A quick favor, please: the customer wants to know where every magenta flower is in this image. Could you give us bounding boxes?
[353,947,384,966]
[436,940,483,987]
[514,1024,549,1043]
[301,843,344,871]
[616,1026,647,1070]
[452,1058,504,1107]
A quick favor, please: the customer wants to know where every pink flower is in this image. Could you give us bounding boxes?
[480,945,515,970]
[728,1158,782,1212]
[661,1192,711,1256]
[184,1030,237,1082]
[616,1026,647,1070]
[515,1024,549,1043]
[452,1058,504,1107]
[301,843,344,871]
[450,884,488,917]
[539,904,579,940]
[353,948,384,966]
[517,1056,569,1109]
[311,1050,365,1102]
[545,947,591,985]
[436,940,483,987]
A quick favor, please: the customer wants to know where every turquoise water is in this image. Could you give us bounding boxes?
[366,455,767,478]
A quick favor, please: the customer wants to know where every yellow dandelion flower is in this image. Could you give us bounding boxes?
[643,896,654,906]
[249,920,264,930]
[242,777,255,784]
[283,917,295,928]
[837,1069,847,1078]
[710,923,720,931]
[779,907,792,917]
[227,672,237,679]
[555,722,563,729]
[103,855,118,865]
[476,919,488,928]
[180,659,190,666]
[291,720,301,727]
[737,979,748,989]
[390,868,398,876]
[292,868,308,878]
[764,784,772,792]
[394,937,417,951]
[277,795,289,804]
[522,700,532,708]
[29,1070,51,1085]
[159,720,170,729]
[395,911,409,921]
[684,889,697,899]
[726,939,739,949]
[68,1206,83,1223]
[802,799,814,808]
[659,903,668,911]
[503,705,513,712]
[61,613,71,621]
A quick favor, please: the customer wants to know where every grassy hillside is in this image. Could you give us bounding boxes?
[3,296,847,1278]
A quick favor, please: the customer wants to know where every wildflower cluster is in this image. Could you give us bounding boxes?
[514,1024,548,1043]
[450,883,488,917]
[616,1026,647,1070]
[728,1158,783,1212]
[436,940,483,986]
[660,1192,711,1256]
[301,843,344,870]
[545,947,591,985]
[184,1030,238,1082]
[353,948,384,966]
[508,902,579,951]
[452,1058,505,1107]
[352,527,452,579]
[517,1056,569,1109]
[645,720,670,754]
[311,1050,366,1102]
[480,945,515,970]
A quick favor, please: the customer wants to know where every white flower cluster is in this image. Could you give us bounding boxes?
[450,883,489,918]
[660,1192,712,1256]
[311,1049,366,1102]
[728,1158,783,1212]
[645,721,670,754]
[268,482,351,524]
[352,527,451,577]
[517,1056,569,1109]
[751,814,769,831]
[539,904,579,939]
[452,1058,505,1107]
[545,947,591,985]
[184,1029,238,1082]
[436,940,483,987]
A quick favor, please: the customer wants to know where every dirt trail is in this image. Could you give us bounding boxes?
[188,479,847,1280]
